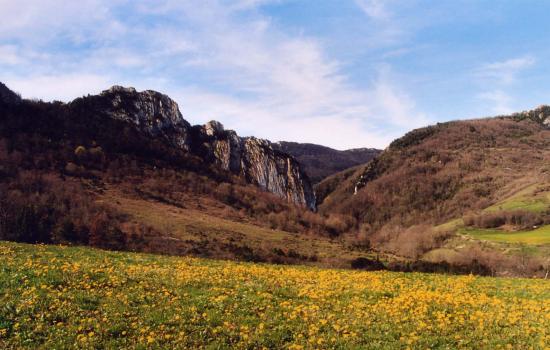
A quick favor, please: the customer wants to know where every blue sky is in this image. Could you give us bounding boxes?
[1,0,550,149]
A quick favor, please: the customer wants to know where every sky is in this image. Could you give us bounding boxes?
[1,0,550,150]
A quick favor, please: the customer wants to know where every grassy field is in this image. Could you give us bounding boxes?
[98,190,370,266]
[435,182,550,246]
[459,226,550,245]
[485,183,550,213]
[0,242,549,349]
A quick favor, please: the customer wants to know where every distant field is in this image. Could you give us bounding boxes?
[485,183,550,213]
[436,182,550,246]
[0,242,548,349]
[460,225,550,245]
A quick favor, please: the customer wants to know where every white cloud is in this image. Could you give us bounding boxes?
[477,90,513,115]
[0,45,20,65]
[476,56,535,114]
[476,56,535,85]
[0,0,429,149]
[173,87,396,150]
[5,74,113,101]
[0,0,126,44]
[354,0,390,20]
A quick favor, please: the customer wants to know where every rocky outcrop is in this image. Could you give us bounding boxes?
[510,105,550,127]
[195,121,316,210]
[76,86,316,210]
[354,157,383,194]
[0,82,21,105]
[93,86,192,150]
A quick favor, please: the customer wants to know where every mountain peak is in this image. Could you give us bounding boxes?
[73,85,192,151]
[101,85,138,95]
[203,120,225,136]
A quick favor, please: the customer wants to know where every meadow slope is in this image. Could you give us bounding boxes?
[0,242,548,349]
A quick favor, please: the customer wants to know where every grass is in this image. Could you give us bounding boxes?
[436,182,550,245]
[485,183,550,213]
[99,190,370,266]
[434,218,463,232]
[459,225,550,245]
[0,241,549,349]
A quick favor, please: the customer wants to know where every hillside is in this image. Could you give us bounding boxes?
[1,81,549,276]
[1,242,548,349]
[320,108,550,226]
[273,141,380,183]
[316,108,550,274]
[0,82,361,265]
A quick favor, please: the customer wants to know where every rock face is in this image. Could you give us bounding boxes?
[96,86,192,150]
[0,82,21,105]
[196,121,316,210]
[510,105,550,127]
[82,86,316,210]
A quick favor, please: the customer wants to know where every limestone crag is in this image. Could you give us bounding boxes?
[512,105,550,127]
[74,85,315,209]
[96,86,192,150]
[197,121,316,210]
[241,137,316,211]
[199,121,243,173]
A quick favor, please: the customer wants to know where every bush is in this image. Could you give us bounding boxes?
[350,257,385,270]
[370,224,452,259]
[463,210,547,230]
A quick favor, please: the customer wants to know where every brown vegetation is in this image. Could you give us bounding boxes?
[463,210,550,230]
[273,141,380,183]
[319,117,550,233]
[369,224,452,259]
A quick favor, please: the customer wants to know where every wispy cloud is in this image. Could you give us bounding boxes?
[0,45,20,65]
[354,0,390,20]
[0,0,430,149]
[476,56,535,85]
[475,55,535,114]
[5,74,114,101]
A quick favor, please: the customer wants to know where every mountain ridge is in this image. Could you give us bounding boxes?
[319,107,550,231]
[272,140,381,183]
[63,84,316,209]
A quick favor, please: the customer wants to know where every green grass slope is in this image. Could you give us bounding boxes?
[438,182,550,245]
[459,226,550,245]
[0,242,549,349]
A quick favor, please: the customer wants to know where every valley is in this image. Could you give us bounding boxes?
[3,2,550,349]
[1,82,550,278]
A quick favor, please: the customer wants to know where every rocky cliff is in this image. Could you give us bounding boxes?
[194,121,316,210]
[70,86,316,209]
[87,86,193,151]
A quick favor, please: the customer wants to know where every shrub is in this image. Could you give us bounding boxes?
[463,210,548,230]
[370,224,452,259]
[350,257,385,270]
